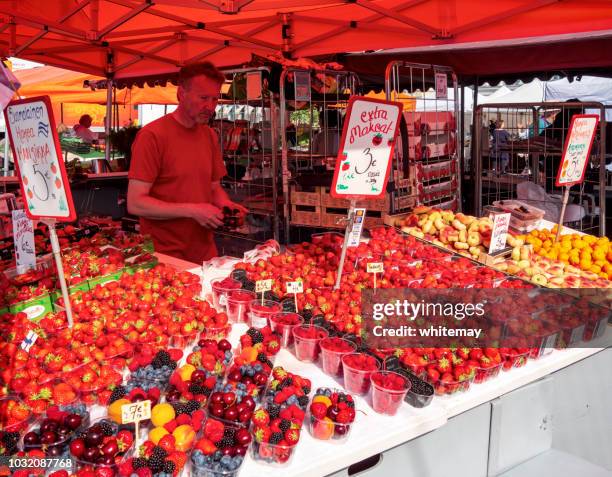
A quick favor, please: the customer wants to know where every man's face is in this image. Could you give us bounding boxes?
[178,75,221,124]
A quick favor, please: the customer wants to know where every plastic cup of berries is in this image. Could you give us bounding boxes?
[226,290,257,323]
[473,363,503,384]
[250,437,297,467]
[200,323,232,341]
[370,371,410,416]
[430,372,475,396]
[341,353,380,395]
[500,349,530,371]
[0,395,33,433]
[292,325,329,363]
[73,418,134,476]
[248,300,281,328]
[21,409,89,463]
[191,450,246,477]
[211,277,242,312]
[269,312,304,348]
[307,389,355,443]
[319,337,357,377]
[207,391,255,429]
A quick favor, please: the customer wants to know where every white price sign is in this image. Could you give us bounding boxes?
[286,281,304,294]
[12,209,36,274]
[435,73,448,99]
[4,96,76,221]
[556,114,599,187]
[489,213,511,254]
[255,279,273,293]
[331,97,401,199]
[367,262,384,274]
[121,400,151,424]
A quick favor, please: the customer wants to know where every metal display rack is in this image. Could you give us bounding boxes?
[473,101,607,236]
[385,61,461,213]
[214,67,280,253]
[279,67,361,243]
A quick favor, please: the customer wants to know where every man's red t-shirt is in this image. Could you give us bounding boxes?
[128,114,227,264]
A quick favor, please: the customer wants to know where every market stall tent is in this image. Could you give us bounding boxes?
[1,1,612,83]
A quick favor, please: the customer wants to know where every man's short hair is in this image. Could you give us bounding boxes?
[178,62,225,88]
[79,114,92,126]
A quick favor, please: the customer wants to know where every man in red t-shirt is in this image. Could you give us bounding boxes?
[128,62,246,264]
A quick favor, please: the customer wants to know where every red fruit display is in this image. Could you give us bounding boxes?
[370,371,410,415]
[292,325,329,362]
[342,353,380,395]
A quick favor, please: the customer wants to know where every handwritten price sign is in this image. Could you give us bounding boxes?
[367,262,384,274]
[556,115,599,187]
[4,96,76,221]
[286,281,304,294]
[121,400,151,424]
[489,213,511,254]
[255,279,273,293]
[331,97,402,199]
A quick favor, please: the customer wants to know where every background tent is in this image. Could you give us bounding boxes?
[481,80,544,104]
[13,65,178,126]
[545,75,612,120]
[1,1,612,84]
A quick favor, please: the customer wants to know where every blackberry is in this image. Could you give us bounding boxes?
[163,460,176,474]
[148,452,165,473]
[242,280,255,292]
[223,427,236,440]
[132,457,148,469]
[152,446,168,460]
[247,329,264,344]
[302,386,311,395]
[297,396,309,408]
[99,420,115,437]
[185,400,200,413]
[284,377,293,385]
[302,309,313,321]
[269,432,283,445]
[257,352,268,363]
[108,386,127,404]
[263,291,279,302]
[1,432,18,444]
[152,350,173,369]
[172,403,188,416]
[230,269,247,281]
[346,400,355,408]
[267,403,281,419]
[188,383,205,395]
[216,436,234,448]
[279,419,291,432]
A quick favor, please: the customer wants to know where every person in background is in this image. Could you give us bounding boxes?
[127,62,247,264]
[73,114,98,143]
[492,120,511,173]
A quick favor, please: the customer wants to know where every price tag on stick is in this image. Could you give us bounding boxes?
[256,279,273,305]
[121,400,151,448]
[489,213,511,254]
[286,280,303,313]
[367,262,384,290]
[554,114,598,241]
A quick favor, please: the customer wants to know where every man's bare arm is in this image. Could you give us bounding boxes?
[128,179,223,228]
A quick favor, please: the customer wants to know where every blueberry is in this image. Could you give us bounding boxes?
[254,364,263,372]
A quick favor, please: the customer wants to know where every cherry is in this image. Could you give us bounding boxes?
[218,339,232,351]
[101,439,119,457]
[210,392,224,405]
[242,396,255,411]
[238,410,252,423]
[40,431,58,445]
[224,406,238,421]
[70,438,85,458]
[223,392,236,406]
[64,414,82,430]
[235,428,251,446]
[23,432,40,446]
[210,404,225,418]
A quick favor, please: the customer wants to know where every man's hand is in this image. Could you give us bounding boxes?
[219,199,248,216]
[188,203,224,229]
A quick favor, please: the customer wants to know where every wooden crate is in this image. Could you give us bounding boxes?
[290,185,321,206]
[393,195,417,211]
[291,204,321,226]
[321,207,384,229]
[320,186,391,211]
[383,211,413,228]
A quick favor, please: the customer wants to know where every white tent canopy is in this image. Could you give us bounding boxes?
[545,76,612,120]
[481,81,544,104]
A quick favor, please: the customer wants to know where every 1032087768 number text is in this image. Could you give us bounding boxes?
[7,457,73,469]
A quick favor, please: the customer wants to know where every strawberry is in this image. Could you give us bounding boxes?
[140,440,155,458]
[94,467,115,477]
[166,451,187,472]
[336,409,352,424]
[251,409,270,426]
[195,437,217,455]
[135,468,153,477]
[158,434,176,453]
[175,414,191,426]
[48,471,69,477]
[284,428,299,445]
[164,420,178,433]
[117,429,134,452]
[253,425,271,443]
[117,458,134,477]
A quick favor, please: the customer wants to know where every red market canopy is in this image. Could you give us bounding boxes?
[0,1,611,83]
